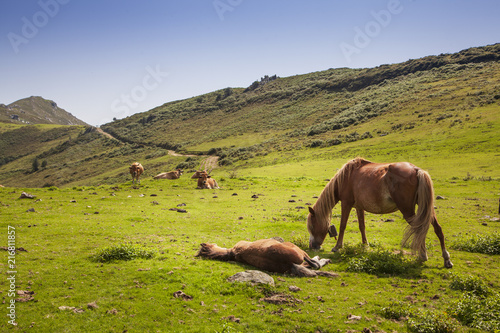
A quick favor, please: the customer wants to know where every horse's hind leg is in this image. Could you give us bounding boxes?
[431,217,453,268]
[290,264,318,277]
[392,197,429,261]
[356,208,368,246]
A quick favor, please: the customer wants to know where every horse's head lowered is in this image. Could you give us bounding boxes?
[307,206,338,250]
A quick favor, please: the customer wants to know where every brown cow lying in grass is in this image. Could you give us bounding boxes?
[129,162,144,184]
[191,170,204,179]
[153,169,183,179]
[196,238,337,277]
[194,170,220,189]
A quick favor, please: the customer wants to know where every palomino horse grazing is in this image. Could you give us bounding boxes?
[196,238,337,277]
[153,169,183,180]
[129,162,144,184]
[307,158,453,268]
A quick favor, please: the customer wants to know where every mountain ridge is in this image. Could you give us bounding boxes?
[0,96,88,126]
[100,43,500,152]
[0,43,498,187]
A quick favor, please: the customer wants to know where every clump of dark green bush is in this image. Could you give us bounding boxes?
[449,292,500,332]
[217,145,263,166]
[326,138,342,146]
[381,273,500,332]
[451,233,500,255]
[407,311,459,333]
[176,156,202,170]
[380,301,414,320]
[346,247,419,276]
[309,139,324,148]
[90,243,156,263]
[449,274,491,297]
[306,102,386,136]
[381,302,459,333]
[339,242,370,257]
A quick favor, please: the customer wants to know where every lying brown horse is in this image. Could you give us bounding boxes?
[307,157,453,268]
[129,162,144,184]
[191,170,204,179]
[196,238,337,277]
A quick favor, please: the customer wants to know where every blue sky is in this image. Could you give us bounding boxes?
[1,0,499,126]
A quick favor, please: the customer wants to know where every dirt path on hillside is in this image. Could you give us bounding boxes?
[167,150,195,157]
[202,156,219,171]
[95,128,219,170]
[95,128,218,169]
[96,127,117,140]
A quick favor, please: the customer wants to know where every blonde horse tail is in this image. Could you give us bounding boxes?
[402,169,434,254]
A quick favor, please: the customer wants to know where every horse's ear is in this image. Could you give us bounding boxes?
[308,206,315,216]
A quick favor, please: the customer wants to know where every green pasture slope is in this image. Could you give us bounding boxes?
[0,44,499,332]
[1,107,499,332]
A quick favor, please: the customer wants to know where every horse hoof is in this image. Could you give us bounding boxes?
[331,247,339,252]
[444,260,453,269]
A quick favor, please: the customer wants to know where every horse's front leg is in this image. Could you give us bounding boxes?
[356,208,368,246]
[332,202,351,252]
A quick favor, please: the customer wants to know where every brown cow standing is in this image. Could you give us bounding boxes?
[129,162,144,184]
[196,238,337,277]
[153,169,183,180]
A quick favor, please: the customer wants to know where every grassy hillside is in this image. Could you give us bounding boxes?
[0,45,499,332]
[0,162,498,332]
[0,44,499,188]
[100,44,500,152]
[0,96,88,126]
[0,124,201,188]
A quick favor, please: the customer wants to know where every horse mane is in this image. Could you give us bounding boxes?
[312,158,370,229]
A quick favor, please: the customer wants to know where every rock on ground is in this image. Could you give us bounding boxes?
[227,270,275,286]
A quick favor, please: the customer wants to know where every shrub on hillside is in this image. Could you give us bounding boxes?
[450,292,500,332]
[407,311,459,333]
[309,139,324,148]
[380,301,414,320]
[176,156,202,170]
[451,233,500,255]
[90,243,156,263]
[217,145,263,166]
[31,158,39,172]
[346,248,419,276]
[381,302,459,333]
[449,274,491,297]
[326,138,342,146]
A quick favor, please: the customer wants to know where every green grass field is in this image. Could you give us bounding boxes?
[1,135,499,332]
[1,45,499,332]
